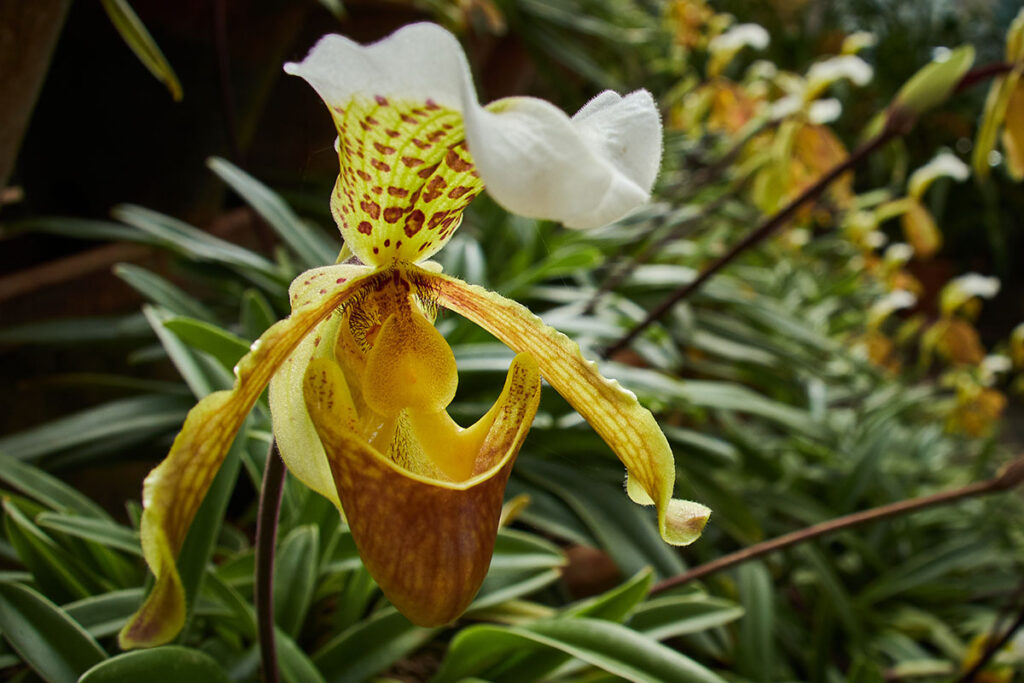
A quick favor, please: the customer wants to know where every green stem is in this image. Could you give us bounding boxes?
[255,441,286,683]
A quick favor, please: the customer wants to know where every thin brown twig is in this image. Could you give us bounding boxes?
[650,457,1024,595]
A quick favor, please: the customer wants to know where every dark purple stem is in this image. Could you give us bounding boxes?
[255,442,285,683]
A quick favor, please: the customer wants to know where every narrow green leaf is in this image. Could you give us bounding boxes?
[435,618,726,683]
[99,0,183,101]
[162,316,251,371]
[3,500,102,602]
[0,314,151,346]
[111,204,283,282]
[470,569,563,613]
[313,608,436,683]
[567,568,653,621]
[489,528,567,573]
[35,513,141,556]
[0,455,109,519]
[79,646,229,683]
[3,216,156,244]
[241,288,278,340]
[0,581,107,683]
[485,570,654,682]
[736,562,774,682]
[274,525,319,637]
[207,157,337,267]
[277,630,327,683]
[143,306,219,398]
[64,589,144,639]
[628,595,744,640]
[0,394,189,463]
[114,264,216,322]
[517,459,684,579]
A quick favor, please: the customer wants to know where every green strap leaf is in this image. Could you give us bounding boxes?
[0,581,107,683]
[207,157,339,268]
[312,608,437,683]
[0,455,110,519]
[64,589,145,640]
[78,646,229,683]
[35,513,141,556]
[434,618,726,683]
[0,394,190,463]
[114,264,216,323]
[273,525,319,637]
[162,316,252,372]
[99,0,183,101]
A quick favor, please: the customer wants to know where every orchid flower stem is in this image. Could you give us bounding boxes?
[255,440,286,683]
[650,457,1024,595]
[603,125,897,358]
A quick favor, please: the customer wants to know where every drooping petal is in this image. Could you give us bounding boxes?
[268,264,372,507]
[120,270,377,649]
[303,352,541,626]
[410,265,709,546]
[285,23,662,241]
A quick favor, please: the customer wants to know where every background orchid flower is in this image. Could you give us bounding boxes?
[119,22,709,648]
[973,8,1024,180]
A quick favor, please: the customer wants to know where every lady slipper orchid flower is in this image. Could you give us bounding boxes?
[119,23,709,648]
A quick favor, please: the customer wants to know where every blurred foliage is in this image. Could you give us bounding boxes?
[1,0,1024,681]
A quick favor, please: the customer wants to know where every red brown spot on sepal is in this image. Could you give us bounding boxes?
[428,211,450,230]
[404,210,425,236]
[383,207,404,223]
[360,200,381,219]
[421,176,448,203]
[358,221,373,235]
[445,148,473,172]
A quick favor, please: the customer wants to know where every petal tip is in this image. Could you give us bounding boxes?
[662,499,711,546]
